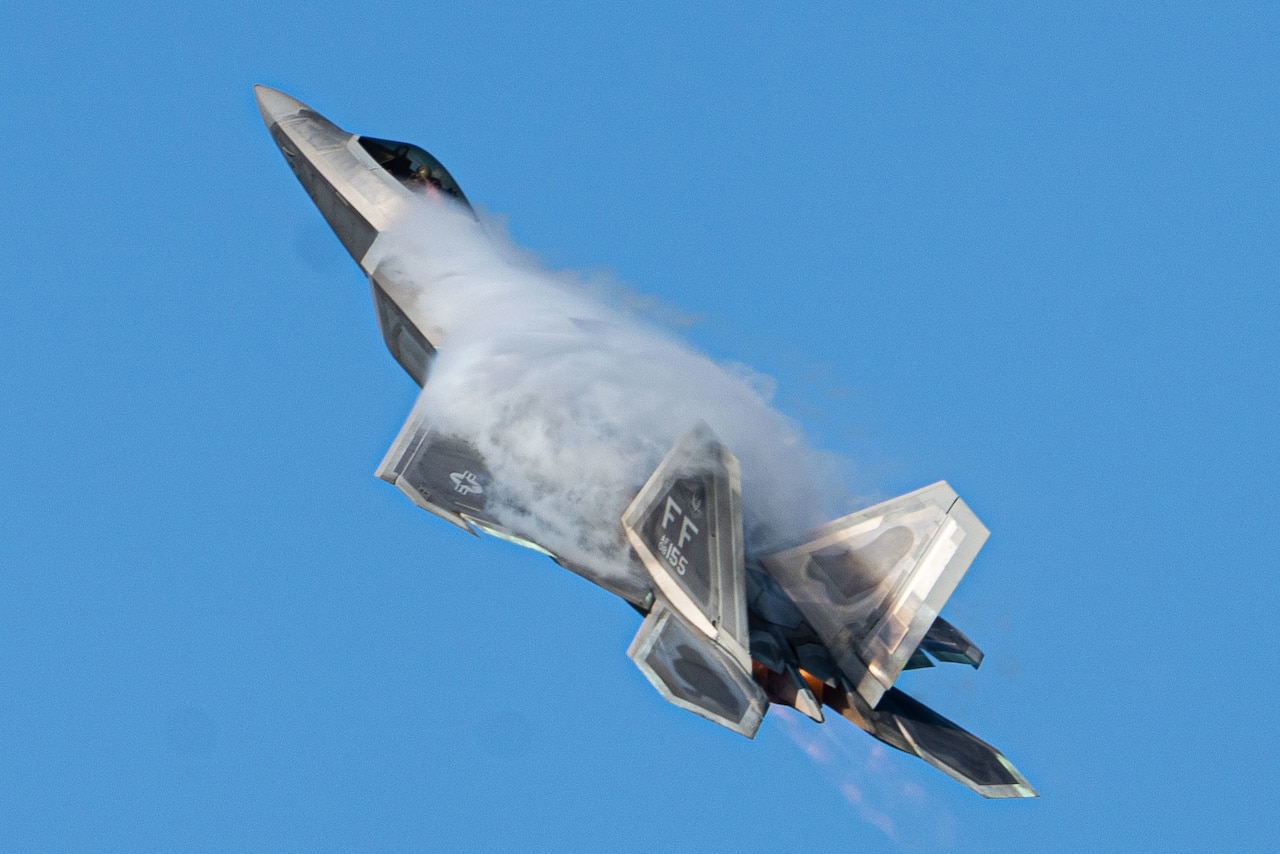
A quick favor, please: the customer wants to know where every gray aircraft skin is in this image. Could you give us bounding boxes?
[255,85,1036,799]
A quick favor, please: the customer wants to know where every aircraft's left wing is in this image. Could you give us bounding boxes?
[376,400,497,536]
[376,397,654,606]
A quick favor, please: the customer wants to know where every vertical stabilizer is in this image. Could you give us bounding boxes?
[621,423,750,669]
[622,424,767,736]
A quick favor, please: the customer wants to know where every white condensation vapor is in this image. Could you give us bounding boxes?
[375,197,853,574]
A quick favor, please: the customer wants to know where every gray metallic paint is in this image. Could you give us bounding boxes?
[256,85,1035,798]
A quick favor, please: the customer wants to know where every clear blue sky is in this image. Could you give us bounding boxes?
[2,3,1276,852]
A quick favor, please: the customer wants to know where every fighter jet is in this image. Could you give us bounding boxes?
[254,85,1036,798]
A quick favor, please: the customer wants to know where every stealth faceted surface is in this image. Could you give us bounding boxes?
[876,690,1036,799]
[762,482,987,706]
[628,605,767,737]
[3,2,1278,850]
[622,424,749,659]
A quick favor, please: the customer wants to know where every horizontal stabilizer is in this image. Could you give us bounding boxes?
[825,684,1036,799]
[760,482,988,706]
[629,603,767,738]
[875,689,1036,798]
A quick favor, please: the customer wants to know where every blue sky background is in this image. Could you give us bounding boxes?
[2,3,1277,851]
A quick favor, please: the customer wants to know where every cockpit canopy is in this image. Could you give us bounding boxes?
[358,136,471,208]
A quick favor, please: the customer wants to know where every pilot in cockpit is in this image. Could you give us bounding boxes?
[412,165,444,197]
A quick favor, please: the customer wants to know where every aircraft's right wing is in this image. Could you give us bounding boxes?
[760,482,988,707]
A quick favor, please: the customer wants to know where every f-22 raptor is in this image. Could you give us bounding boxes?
[255,85,1035,798]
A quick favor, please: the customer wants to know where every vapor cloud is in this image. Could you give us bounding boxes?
[373,197,854,571]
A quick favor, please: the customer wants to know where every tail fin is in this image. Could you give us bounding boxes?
[760,482,987,706]
[621,423,751,669]
[621,424,767,736]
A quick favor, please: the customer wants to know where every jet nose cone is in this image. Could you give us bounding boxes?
[253,85,308,127]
